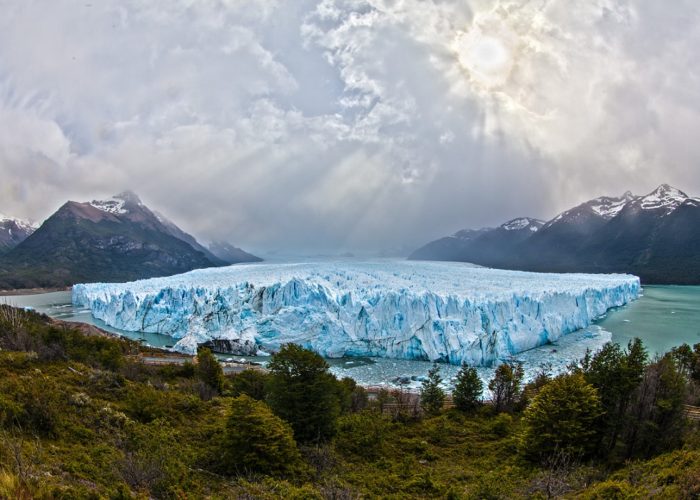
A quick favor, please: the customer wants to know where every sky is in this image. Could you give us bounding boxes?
[1,0,699,254]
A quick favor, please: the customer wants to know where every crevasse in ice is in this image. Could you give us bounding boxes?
[72,260,640,365]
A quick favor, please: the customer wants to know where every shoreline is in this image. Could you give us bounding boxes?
[0,286,71,296]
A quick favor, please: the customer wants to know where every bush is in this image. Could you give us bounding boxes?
[334,411,390,460]
[520,373,602,462]
[219,395,303,477]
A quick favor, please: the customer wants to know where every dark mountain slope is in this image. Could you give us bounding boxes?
[0,192,254,289]
[409,185,700,284]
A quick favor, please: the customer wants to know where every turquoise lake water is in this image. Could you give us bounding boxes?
[2,285,699,387]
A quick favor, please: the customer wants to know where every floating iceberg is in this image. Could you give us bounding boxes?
[72,260,640,365]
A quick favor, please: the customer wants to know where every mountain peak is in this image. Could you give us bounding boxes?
[90,191,142,215]
[638,184,688,214]
[114,190,142,205]
[501,217,544,232]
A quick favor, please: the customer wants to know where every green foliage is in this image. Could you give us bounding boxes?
[453,363,483,413]
[219,395,303,477]
[520,373,602,462]
[623,354,687,458]
[488,362,524,413]
[118,419,191,497]
[578,480,638,499]
[581,339,647,455]
[266,344,341,443]
[420,364,446,416]
[334,411,390,460]
[2,306,700,499]
[490,413,514,437]
[229,368,270,400]
[195,348,224,394]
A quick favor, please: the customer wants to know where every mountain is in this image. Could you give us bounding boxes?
[0,191,260,289]
[409,184,700,284]
[409,218,543,267]
[208,241,262,264]
[0,213,36,253]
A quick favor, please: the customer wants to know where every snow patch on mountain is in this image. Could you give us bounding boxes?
[90,198,127,215]
[501,218,544,232]
[637,184,688,215]
[73,260,640,365]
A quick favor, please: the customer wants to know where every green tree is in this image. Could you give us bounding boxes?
[219,395,302,477]
[623,355,687,458]
[488,362,524,413]
[420,364,446,416]
[520,373,602,462]
[195,348,224,394]
[229,369,269,400]
[266,344,341,443]
[583,339,647,454]
[452,363,483,413]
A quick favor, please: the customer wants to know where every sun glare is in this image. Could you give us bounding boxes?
[454,28,514,88]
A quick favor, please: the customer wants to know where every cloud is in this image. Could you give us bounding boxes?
[0,0,698,253]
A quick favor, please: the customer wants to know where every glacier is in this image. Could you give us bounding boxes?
[72,260,641,366]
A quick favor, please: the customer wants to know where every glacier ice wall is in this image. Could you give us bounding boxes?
[72,260,641,365]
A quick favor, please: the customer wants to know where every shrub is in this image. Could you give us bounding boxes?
[520,373,602,462]
[334,411,390,460]
[219,395,303,477]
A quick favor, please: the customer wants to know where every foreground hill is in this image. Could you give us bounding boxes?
[410,184,700,284]
[0,191,261,289]
[1,305,699,498]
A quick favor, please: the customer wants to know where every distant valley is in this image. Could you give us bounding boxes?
[0,191,260,289]
[410,184,700,284]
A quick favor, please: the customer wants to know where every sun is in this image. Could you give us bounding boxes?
[453,22,516,89]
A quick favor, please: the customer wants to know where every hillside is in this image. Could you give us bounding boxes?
[0,192,260,289]
[1,305,699,498]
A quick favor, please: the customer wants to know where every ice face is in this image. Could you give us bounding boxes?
[72,260,641,365]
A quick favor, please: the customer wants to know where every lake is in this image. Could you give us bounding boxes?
[3,284,699,388]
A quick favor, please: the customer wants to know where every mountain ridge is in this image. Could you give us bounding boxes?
[409,184,700,284]
[0,192,261,289]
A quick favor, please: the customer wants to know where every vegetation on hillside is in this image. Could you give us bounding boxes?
[1,304,700,498]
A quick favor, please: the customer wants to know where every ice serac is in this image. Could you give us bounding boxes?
[72,260,641,365]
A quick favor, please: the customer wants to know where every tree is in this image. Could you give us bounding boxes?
[219,395,302,477]
[195,348,224,394]
[582,339,647,454]
[452,363,483,413]
[520,373,602,462]
[623,355,687,458]
[488,362,524,413]
[266,344,341,443]
[420,364,446,416]
[229,369,269,400]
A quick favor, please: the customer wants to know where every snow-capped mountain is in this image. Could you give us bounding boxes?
[409,184,700,284]
[0,191,260,289]
[0,213,36,253]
